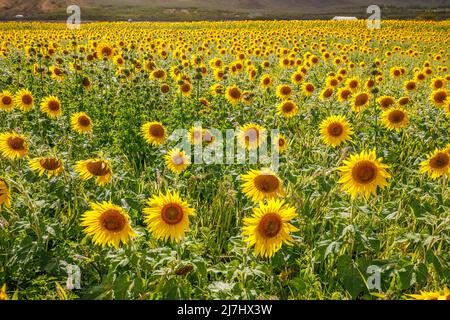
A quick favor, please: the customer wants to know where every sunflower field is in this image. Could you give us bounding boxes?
[0,20,449,301]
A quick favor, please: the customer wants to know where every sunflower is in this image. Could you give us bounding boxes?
[398,97,410,106]
[0,132,28,159]
[338,149,391,199]
[14,89,34,112]
[351,92,371,112]
[0,177,11,209]
[319,87,334,101]
[96,43,114,59]
[0,284,9,300]
[319,115,353,147]
[238,123,266,150]
[225,85,242,105]
[188,126,204,145]
[143,190,195,243]
[141,121,166,146]
[70,112,93,134]
[430,78,446,91]
[241,168,284,202]
[75,159,112,186]
[404,80,417,92]
[29,157,64,178]
[165,148,190,174]
[407,288,450,300]
[49,66,64,81]
[377,96,396,110]
[260,74,273,89]
[179,82,192,97]
[301,82,315,97]
[429,89,448,108]
[336,88,352,102]
[276,84,293,99]
[151,68,167,81]
[80,201,136,248]
[40,96,62,118]
[0,90,14,111]
[381,107,409,131]
[419,149,450,179]
[277,100,298,118]
[242,199,298,258]
[276,133,288,153]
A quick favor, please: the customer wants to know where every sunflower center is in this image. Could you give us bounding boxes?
[161,204,184,225]
[2,96,12,105]
[86,161,110,176]
[254,174,280,193]
[82,78,91,87]
[48,100,60,111]
[341,90,351,99]
[355,94,369,106]
[154,70,164,78]
[305,84,314,92]
[258,213,282,238]
[263,78,270,85]
[327,123,344,137]
[53,68,62,76]
[434,92,447,103]
[101,47,112,57]
[181,83,191,93]
[172,153,185,165]
[430,152,449,169]
[282,102,294,113]
[388,110,405,123]
[203,131,213,143]
[22,94,32,105]
[149,124,165,138]
[39,158,61,170]
[406,82,416,90]
[77,115,91,127]
[7,137,25,151]
[351,160,378,184]
[434,80,443,88]
[229,88,241,99]
[280,86,291,95]
[278,138,285,147]
[244,128,259,143]
[380,98,394,109]
[100,209,126,232]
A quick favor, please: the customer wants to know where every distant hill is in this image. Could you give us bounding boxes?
[1,0,449,20]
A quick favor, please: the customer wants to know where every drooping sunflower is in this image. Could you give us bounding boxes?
[338,149,391,199]
[14,89,34,112]
[80,201,136,248]
[0,177,11,209]
[141,121,166,146]
[381,107,409,131]
[143,190,196,243]
[0,90,14,112]
[75,159,112,186]
[277,100,298,118]
[350,92,371,112]
[0,132,28,159]
[165,148,190,174]
[29,157,64,178]
[238,123,266,150]
[225,85,242,105]
[70,112,93,134]
[407,288,450,300]
[40,96,62,118]
[241,168,284,203]
[276,84,293,99]
[242,199,298,258]
[419,149,450,179]
[377,96,396,110]
[319,115,353,147]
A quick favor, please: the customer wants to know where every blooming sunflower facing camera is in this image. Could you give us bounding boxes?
[0,90,14,112]
[319,115,353,147]
[165,148,190,174]
[71,112,93,134]
[0,132,28,159]
[143,190,195,243]
[29,157,64,178]
[242,199,298,258]
[241,168,284,203]
[381,107,409,131]
[75,158,112,186]
[141,121,166,146]
[419,149,450,179]
[238,123,266,150]
[277,100,298,118]
[80,201,136,248]
[338,149,391,199]
[40,96,62,119]
[14,89,34,112]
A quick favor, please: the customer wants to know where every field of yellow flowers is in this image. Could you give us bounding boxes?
[0,20,449,300]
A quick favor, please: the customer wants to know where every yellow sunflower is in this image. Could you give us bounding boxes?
[260,74,273,89]
[319,87,334,101]
[351,92,371,112]
[0,284,9,300]
[407,288,450,300]
[242,199,298,258]
[419,149,450,179]
[141,121,166,146]
[49,66,64,81]
[319,115,353,147]
[0,177,11,209]
[14,89,34,112]
[241,168,284,203]
[143,190,196,243]
[96,43,114,60]
[277,100,298,118]
[225,85,242,105]
[80,201,136,248]
[188,126,204,145]
[381,107,409,131]
[276,84,293,99]
[338,149,391,199]
[430,89,448,108]
[336,88,352,102]
[165,148,190,174]
[70,112,93,134]
[0,90,14,111]
[238,123,266,150]
[29,157,64,178]
[0,132,28,159]
[40,96,62,118]
[74,159,112,186]
[377,96,396,110]
[276,133,288,153]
